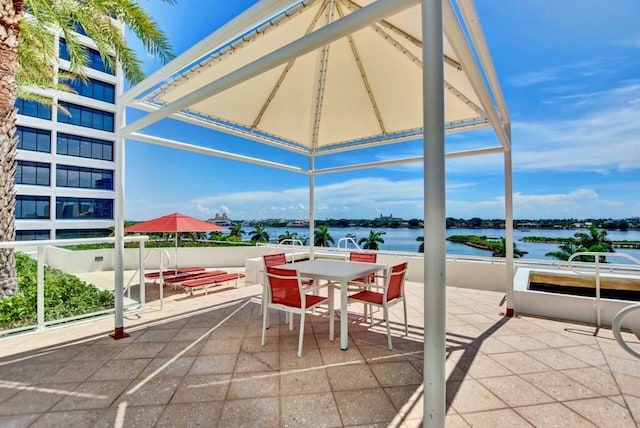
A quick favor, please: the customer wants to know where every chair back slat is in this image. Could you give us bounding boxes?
[266,266,301,308]
[349,252,377,284]
[349,252,377,263]
[263,253,287,267]
[386,262,408,301]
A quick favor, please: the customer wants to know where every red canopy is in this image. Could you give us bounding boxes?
[125,212,226,233]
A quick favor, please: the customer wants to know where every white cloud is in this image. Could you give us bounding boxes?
[512,105,640,173]
[620,38,640,49]
[508,70,559,87]
[444,82,640,175]
[189,177,428,220]
[447,188,625,219]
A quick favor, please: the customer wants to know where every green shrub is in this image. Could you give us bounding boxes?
[0,253,114,330]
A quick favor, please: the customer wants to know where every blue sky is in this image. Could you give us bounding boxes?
[124,0,640,222]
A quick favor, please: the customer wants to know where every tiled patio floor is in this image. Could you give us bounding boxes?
[0,279,639,427]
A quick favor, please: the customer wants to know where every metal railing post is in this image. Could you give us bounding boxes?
[612,304,640,359]
[594,255,601,327]
[37,245,45,330]
[568,251,640,328]
[139,241,145,306]
[158,249,170,311]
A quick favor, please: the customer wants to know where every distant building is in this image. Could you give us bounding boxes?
[378,213,403,222]
[286,219,309,227]
[210,212,232,226]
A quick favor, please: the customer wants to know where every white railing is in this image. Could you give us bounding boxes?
[262,239,309,263]
[125,247,171,310]
[568,251,640,327]
[0,236,148,336]
[612,303,640,360]
[336,237,360,250]
[155,248,171,310]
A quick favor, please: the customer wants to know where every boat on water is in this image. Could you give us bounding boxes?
[346,232,356,239]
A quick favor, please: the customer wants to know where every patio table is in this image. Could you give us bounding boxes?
[275,259,386,350]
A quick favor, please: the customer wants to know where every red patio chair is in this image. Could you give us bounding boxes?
[262,266,328,357]
[348,252,378,288]
[263,252,287,268]
[348,262,409,350]
[345,252,379,318]
[263,252,313,285]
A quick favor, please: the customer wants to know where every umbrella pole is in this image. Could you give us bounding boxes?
[175,233,179,271]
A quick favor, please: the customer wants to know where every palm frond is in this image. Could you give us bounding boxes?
[21,0,175,85]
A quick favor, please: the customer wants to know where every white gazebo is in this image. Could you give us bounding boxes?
[116,0,513,424]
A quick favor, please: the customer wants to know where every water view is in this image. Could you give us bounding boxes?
[258,226,640,264]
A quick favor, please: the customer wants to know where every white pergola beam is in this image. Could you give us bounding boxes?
[456,0,515,315]
[443,1,510,151]
[445,145,503,158]
[128,133,307,174]
[314,145,504,174]
[121,0,421,137]
[119,0,300,104]
[129,100,311,156]
[456,0,511,126]
[315,156,424,175]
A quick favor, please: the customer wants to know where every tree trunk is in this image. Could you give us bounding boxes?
[0,0,23,297]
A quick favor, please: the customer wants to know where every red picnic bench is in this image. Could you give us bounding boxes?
[144,267,205,279]
[162,270,227,289]
[180,272,245,295]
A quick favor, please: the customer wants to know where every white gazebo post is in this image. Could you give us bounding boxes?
[423,0,446,425]
[309,157,315,259]
[112,84,128,339]
[504,123,515,316]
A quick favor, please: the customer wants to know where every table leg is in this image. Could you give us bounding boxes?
[328,283,334,341]
[340,279,348,350]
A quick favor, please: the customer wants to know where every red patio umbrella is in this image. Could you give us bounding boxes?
[125,212,226,269]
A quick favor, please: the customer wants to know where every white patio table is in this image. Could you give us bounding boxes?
[275,259,386,350]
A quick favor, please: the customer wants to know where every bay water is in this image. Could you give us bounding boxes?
[259,226,640,264]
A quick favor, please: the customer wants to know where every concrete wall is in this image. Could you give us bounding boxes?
[514,267,640,330]
[446,259,507,293]
[43,244,509,294]
[45,245,269,273]
[243,247,508,294]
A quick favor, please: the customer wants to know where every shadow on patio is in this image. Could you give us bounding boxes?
[0,282,638,427]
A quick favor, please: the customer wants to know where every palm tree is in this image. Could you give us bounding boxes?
[416,236,424,253]
[187,232,206,242]
[229,222,245,239]
[575,225,613,251]
[546,240,580,261]
[574,225,614,262]
[314,225,334,247]
[0,0,174,297]
[490,237,526,258]
[358,229,384,250]
[278,230,298,244]
[208,231,224,241]
[546,226,613,262]
[249,225,270,243]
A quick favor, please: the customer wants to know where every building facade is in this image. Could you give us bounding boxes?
[15,27,120,241]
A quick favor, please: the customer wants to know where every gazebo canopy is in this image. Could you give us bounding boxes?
[122,0,510,169]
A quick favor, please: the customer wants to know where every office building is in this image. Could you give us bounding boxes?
[15,27,120,240]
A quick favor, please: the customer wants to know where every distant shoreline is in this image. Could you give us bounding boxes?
[227,217,640,232]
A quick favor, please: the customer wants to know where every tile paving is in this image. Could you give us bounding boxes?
[0,278,638,427]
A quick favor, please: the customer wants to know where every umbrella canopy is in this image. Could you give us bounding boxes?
[125,213,226,269]
[125,212,226,234]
